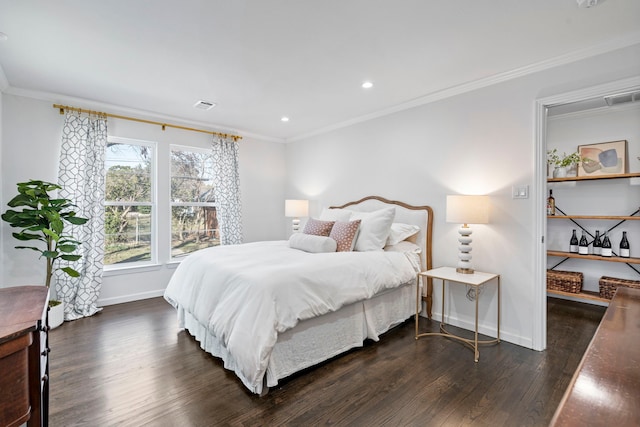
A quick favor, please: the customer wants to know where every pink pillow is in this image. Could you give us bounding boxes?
[329,219,361,252]
[303,218,335,237]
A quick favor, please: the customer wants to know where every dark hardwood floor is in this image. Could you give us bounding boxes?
[48,297,605,426]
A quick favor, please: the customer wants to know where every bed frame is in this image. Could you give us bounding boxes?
[332,196,434,317]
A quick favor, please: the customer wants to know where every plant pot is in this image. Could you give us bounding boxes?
[553,167,568,178]
[49,300,65,329]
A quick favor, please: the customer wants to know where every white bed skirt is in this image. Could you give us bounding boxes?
[175,281,417,393]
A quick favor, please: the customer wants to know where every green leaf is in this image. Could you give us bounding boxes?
[58,238,82,246]
[13,232,43,241]
[58,244,78,253]
[50,218,64,235]
[42,250,59,259]
[61,267,81,277]
[66,216,89,225]
[60,254,82,261]
[42,228,60,241]
[15,246,42,253]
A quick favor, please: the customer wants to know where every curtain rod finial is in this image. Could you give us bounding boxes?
[59,107,64,115]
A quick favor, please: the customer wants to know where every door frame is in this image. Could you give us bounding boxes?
[533,76,640,351]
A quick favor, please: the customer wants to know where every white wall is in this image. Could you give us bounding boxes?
[284,43,640,349]
[0,94,286,305]
[547,103,640,294]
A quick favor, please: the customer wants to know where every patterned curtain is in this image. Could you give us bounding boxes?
[211,135,243,245]
[55,112,107,320]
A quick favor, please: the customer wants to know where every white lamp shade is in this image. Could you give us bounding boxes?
[446,195,489,225]
[285,199,309,218]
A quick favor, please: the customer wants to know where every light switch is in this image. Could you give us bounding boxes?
[512,185,529,199]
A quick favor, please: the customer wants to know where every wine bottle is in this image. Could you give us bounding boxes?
[620,231,630,258]
[569,229,579,253]
[578,230,589,255]
[601,231,612,257]
[593,230,602,256]
[546,190,555,215]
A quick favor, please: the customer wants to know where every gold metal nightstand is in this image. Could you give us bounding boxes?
[416,266,500,362]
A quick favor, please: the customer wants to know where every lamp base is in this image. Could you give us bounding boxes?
[456,267,475,274]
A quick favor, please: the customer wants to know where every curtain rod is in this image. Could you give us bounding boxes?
[52,104,242,141]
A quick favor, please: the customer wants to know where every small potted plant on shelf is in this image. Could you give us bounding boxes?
[547,149,582,178]
[1,180,88,328]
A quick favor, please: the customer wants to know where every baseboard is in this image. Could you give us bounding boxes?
[419,309,534,350]
[98,289,165,307]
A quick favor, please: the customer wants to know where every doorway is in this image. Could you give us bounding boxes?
[533,76,640,351]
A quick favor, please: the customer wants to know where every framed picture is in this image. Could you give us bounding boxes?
[578,140,628,177]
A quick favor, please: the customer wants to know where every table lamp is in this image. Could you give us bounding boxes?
[285,199,309,233]
[446,195,489,274]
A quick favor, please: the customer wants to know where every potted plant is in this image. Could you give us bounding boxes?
[547,149,582,178]
[1,180,88,328]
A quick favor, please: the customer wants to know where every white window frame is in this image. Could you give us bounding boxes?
[169,144,217,263]
[104,136,158,271]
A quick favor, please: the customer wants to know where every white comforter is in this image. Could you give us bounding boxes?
[164,240,419,394]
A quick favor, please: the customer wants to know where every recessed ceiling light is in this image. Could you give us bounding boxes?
[193,100,216,110]
[281,117,290,122]
[362,81,373,89]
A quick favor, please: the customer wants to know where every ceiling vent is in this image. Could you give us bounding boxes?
[603,90,640,107]
[193,100,216,110]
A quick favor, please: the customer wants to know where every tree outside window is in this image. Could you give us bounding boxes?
[170,145,218,259]
[104,138,155,266]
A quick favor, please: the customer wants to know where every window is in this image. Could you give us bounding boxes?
[170,145,218,260]
[104,137,156,267]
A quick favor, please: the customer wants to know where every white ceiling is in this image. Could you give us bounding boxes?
[1,0,639,141]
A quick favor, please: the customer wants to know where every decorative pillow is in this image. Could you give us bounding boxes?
[302,218,335,236]
[289,233,337,253]
[319,208,352,222]
[386,223,421,246]
[329,219,361,252]
[349,207,395,252]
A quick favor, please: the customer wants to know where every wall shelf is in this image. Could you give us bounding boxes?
[547,250,640,265]
[547,289,609,304]
[548,215,639,220]
[547,169,640,305]
[548,172,640,183]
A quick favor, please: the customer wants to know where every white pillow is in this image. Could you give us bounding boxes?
[384,240,421,254]
[386,223,421,246]
[289,233,337,253]
[319,208,352,222]
[349,207,396,252]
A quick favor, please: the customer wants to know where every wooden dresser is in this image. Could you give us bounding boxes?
[0,286,49,427]
[550,286,640,427]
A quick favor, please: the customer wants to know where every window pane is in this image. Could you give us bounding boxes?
[171,206,219,258]
[106,143,152,203]
[104,205,152,265]
[170,149,214,203]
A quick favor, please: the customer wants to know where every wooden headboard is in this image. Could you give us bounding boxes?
[330,195,434,317]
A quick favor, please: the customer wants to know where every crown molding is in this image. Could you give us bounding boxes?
[2,86,285,144]
[287,33,640,142]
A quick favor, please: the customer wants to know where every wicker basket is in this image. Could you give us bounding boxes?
[598,276,640,300]
[547,270,583,293]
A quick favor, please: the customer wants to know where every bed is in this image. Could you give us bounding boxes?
[163,196,433,395]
